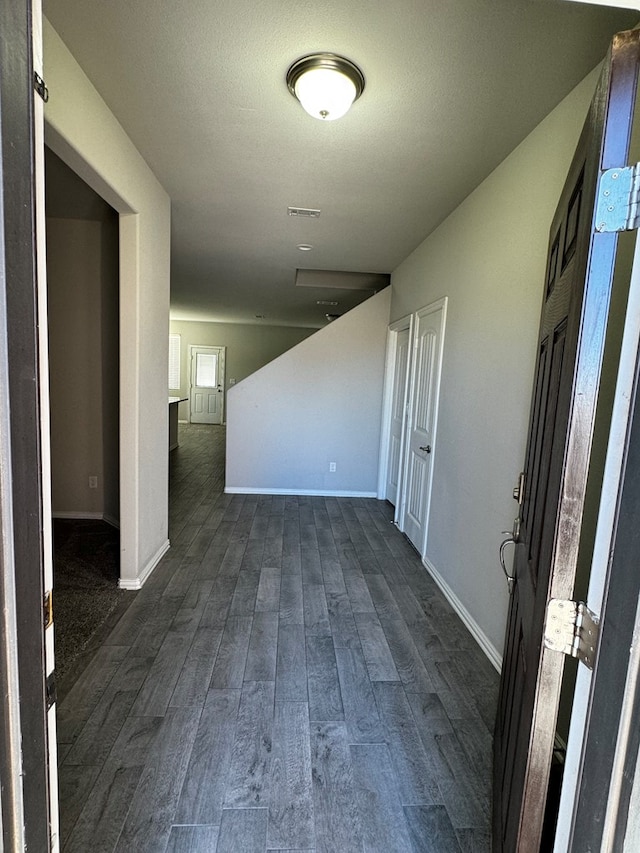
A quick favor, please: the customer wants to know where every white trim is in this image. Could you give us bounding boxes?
[34,6,59,845]
[423,555,502,672]
[118,539,170,590]
[377,314,412,500]
[47,705,60,853]
[224,487,379,498]
[103,513,120,529]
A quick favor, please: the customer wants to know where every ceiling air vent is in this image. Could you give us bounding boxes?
[287,207,321,218]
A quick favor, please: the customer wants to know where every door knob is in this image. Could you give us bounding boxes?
[420,445,431,453]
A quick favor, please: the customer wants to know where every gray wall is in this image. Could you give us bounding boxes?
[169,319,313,421]
[390,67,601,659]
[47,215,119,523]
[226,289,391,495]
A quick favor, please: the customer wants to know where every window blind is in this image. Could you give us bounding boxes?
[168,334,180,389]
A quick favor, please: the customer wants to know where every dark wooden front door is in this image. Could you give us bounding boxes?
[493,31,640,852]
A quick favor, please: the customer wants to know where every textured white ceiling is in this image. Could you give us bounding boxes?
[43,0,638,328]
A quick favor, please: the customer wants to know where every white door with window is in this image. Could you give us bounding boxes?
[400,299,447,554]
[190,345,225,424]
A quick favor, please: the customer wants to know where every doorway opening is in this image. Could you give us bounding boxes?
[380,298,447,558]
[45,147,125,689]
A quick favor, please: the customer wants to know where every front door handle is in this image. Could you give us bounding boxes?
[499,537,516,595]
[419,445,431,453]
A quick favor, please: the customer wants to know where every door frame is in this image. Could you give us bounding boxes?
[0,0,53,848]
[553,228,640,849]
[189,344,226,424]
[379,298,447,557]
[377,313,413,519]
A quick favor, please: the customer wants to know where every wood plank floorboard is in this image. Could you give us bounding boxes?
[165,825,220,853]
[224,680,275,808]
[350,743,414,851]
[175,688,240,824]
[310,721,364,853]
[267,701,315,850]
[56,423,497,852]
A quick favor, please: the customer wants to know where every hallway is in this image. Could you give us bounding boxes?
[57,423,497,852]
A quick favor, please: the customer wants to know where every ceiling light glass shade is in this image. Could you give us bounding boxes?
[295,68,355,121]
[286,54,365,121]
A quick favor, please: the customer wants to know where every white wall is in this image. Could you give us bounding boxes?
[169,319,312,421]
[44,20,171,587]
[391,68,600,659]
[226,289,391,495]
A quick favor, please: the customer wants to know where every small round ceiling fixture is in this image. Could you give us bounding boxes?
[286,53,365,121]
[297,243,313,251]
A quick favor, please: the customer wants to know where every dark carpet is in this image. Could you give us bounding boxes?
[53,518,134,690]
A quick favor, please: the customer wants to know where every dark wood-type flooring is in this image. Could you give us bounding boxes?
[57,423,497,852]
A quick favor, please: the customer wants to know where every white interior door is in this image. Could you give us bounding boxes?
[400,299,447,554]
[190,345,225,424]
[385,328,411,506]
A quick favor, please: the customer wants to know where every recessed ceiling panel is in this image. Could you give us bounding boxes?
[295,269,390,291]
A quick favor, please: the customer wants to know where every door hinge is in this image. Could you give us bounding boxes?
[34,71,49,102]
[595,164,640,233]
[44,590,53,631]
[544,598,599,670]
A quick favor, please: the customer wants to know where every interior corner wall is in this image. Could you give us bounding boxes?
[47,214,119,523]
[390,67,601,660]
[43,19,171,585]
[225,289,391,495]
[47,218,105,516]
[100,215,120,525]
[169,319,313,422]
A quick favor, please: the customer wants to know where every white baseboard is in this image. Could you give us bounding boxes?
[422,556,502,672]
[224,487,378,498]
[119,539,170,590]
[103,513,120,529]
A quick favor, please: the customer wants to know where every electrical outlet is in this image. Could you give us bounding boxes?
[329,462,336,473]
[89,476,98,489]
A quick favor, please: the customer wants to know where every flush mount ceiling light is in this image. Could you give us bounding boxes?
[297,243,314,251]
[286,53,365,121]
